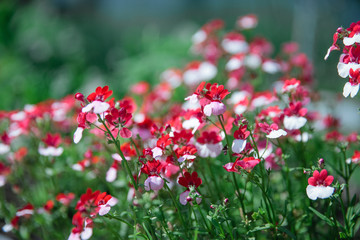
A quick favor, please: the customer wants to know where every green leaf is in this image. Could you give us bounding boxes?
[277,226,297,239]
[309,207,334,227]
[247,223,272,233]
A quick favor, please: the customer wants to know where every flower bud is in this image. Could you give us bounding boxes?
[318,158,325,169]
[224,198,229,204]
[75,93,85,103]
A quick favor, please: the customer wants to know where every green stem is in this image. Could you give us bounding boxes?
[194,202,213,235]
[98,115,138,190]
[163,181,189,239]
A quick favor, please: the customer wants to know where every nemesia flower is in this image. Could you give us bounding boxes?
[178,171,202,205]
[237,14,258,30]
[56,192,75,206]
[195,131,223,158]
[0,132,11,154]
[183,61,217,86]
[161,68,183,88]
[38,133,64,157]
[232,125,250,153]
[222,32,249,54]
[306,169,335,200]
[141,160,164,191]
[343,68,360,98]
[283,102,307,130]
[258,122,287,139]
[346,150,360,164]
[0,162,10,187]
[82,86,112,114]
[203,83,230,116]
[223,157,260,173]
[281,78,301,93]
[343,21,360,46]
[176,145,197,163]
[69,189,117,239]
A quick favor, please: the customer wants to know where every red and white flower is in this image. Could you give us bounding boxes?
[222,32,249,54]
[178,171,202,205]
[183,61,217,86]
[343,68,360,98]
[232,125,250,153]
[195,131,223,158]
[141,160,164,191]
[258,122,287,139]
[283,102,307,130]
[306,169,334,200]
[237,14,258,30]
[223,157,260,173]
[38,133,64,157]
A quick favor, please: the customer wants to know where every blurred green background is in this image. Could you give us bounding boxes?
[0,0,359,110]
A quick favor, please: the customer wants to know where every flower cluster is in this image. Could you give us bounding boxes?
[325,21,360,97]
[0,15,359,240]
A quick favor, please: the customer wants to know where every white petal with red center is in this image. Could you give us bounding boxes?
[106,167,117,182]
[350,84,359,98]
[0,175,6,187]
[11,111,26,121]
[183,69,200,86]
[196,142,222,158]
[179,190,190,205]
[343,82,360,98]
[343,33,360,46]
[38,146,64,157]
[337,62,360,78]
[225,57,243,71]
[245,54,261,69]
[68,232,80,240]
[16,209,34,217]
[222,40,249,54]
[73,127,84,144]
[232,139,247,154]
[234,104,247,115]
[343,82,352,97]
[144,176,164,191]
[98,205,111,216]
[283,116,307,130]
[82,101,110,114]
[2,224,13,232]
[182,118,201,134]
[107,197,118,206]
[199,62,217,81]
[306,185,334,200]
[266,129,287,139]
[152,147,163,158]
[0,143,10,154]
[192,30,207,44]
[80,227,93,240]
[262,61,281,74]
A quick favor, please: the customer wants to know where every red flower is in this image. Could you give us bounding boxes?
[308,169,334,187]
[178,171,202,189]
[42,133,62,147]
[87,86,113,102]
[141,160,162,176]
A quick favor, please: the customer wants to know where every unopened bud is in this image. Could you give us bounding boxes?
[75,93,85,103]
[210,205,214,209]
[186,196,192,202]
[318,158,325,169]
[224,198,229,204]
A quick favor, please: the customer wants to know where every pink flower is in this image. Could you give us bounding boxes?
[223,157,260,173]
[306,169,334,200]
